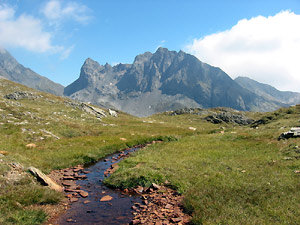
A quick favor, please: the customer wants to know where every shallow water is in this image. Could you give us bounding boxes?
[54,147,142,225]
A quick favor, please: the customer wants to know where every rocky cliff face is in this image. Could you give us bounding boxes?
[64,47,285,117]
[235,76,300,105]
[0,48,64,96]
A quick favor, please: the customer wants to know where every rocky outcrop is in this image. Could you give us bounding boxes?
[204,111,254,125]
[64,48,285,117]
[278,127,300,140]
[80,103,107,118]
[4,91,39,100]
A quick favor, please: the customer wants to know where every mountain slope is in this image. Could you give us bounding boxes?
[235,76,300,105]
[0,48,64,96]
[65,48,285,116]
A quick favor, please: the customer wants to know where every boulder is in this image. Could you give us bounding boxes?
[81,103,107,118]
[108,109,118,117]
[278,127,300,140]
[26,143,37,148]
[28,166,63,192]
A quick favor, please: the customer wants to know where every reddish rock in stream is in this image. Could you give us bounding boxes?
[100,195,113,202]
[130,184,191,224]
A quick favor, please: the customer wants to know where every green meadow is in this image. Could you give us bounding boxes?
[0,79,299,224]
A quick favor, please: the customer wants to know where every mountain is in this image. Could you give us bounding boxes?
[64,47,285,117]
[0,48,64,96]
[235,76,300,105]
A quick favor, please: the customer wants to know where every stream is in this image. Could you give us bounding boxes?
[53,147,143,225]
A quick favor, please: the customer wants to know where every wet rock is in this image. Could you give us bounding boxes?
[66,218,75,222]
[62,181,73,186]
[130,186,191,224]
[74,174,87,179]
[70,197,79,202]
[65,189,79,193]
[63,176,76,180]
[171,217,182,223]
[64,171,74,176]
[100,195,113,202]
[130,219,140,225]
[79,190,89,198]
[28,166,63,192]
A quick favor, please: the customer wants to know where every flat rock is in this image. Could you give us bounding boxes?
[79,190,89,198]
[63,176,75,180]
[100,195,113,202]
[70,197,78,202]
[62,181,73,186]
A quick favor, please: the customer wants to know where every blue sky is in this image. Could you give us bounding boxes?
[1,0,300,91]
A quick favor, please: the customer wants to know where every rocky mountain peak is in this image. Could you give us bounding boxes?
[82,58,101,68]
[133,51,152,64]
[65,48,289,117]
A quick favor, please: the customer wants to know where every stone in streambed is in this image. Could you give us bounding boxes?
[62,181,73,186]
[70,197,78,202]
[79,190,89,198]
[100,195,113,202]
[63,176,75,180]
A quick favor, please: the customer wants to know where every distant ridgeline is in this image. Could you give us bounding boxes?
[1,47,299,117]
[0,49,64,96]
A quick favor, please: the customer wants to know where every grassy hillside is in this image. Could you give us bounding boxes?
[0,78,299,224]
[0,78,191,224]
[106,108,300,224]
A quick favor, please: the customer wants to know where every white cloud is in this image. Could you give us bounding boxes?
[60,45,74,60]
[0,4,54,52]
[41,0,91,25]
[0,4,73,58]
[185,11,300,92]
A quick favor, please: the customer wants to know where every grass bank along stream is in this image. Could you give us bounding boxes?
[106,107,300,224]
